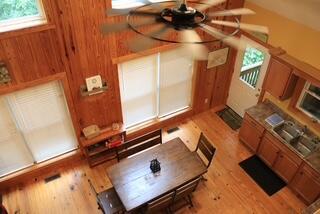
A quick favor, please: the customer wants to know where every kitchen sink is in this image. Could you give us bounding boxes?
[273,121,302,143]
[290,135,316,157]
[272,121,319,157]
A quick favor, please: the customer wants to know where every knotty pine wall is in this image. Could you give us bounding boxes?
[0,0,243,136]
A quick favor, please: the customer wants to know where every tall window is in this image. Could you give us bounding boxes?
[118,49,194,128]
[0,0,46,32]
[112,0,164,9]
[297,82,320,122]
[0,81,77,177]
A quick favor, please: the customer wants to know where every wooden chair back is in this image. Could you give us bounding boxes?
[88,179,124,214]
[117,129,162,161]
[195,133,216,168]
[174,177,201,202]
[146,191,174,214]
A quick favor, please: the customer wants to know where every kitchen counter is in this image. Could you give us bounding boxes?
[245,100,320,173]
[303,198,320,214]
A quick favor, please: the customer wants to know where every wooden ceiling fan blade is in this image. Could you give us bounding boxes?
[199,24,246,50]
[128,36,157,52]
[207,8,255,17]
[195,0,226,12]
[106,8,135,16]
[130,10,161,16]
[211,20,269,34]
[101,22,130,34]
[180,30,208,60]
[101,18,157,34]
[128,24,172,52]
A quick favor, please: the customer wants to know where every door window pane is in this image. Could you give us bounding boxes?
[239,47,265,88]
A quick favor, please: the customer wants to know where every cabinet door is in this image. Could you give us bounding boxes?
[274,153,299,183]
[258,135,279,167]
[239,115,264,152]
[291,166,320,204]
[265,58,296,100]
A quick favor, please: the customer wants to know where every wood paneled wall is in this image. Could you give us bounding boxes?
[0,29,64,83]
[0,0,244,136]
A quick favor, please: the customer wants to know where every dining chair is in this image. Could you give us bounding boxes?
[117,129,162,161]
[88,179,124,214]
[195,132,216,181]
[145,191,175,214]
[172,177,201,209]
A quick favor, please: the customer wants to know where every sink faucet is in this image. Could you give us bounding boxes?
[301,125,308,136]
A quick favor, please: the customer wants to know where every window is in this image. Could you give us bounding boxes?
[239,46,265,88]
[118,49,194,128]
[0,0,46,33]
[119,54,158,127]
[0,81,77,177]
[297,82,320,122]
[112,0,166,9]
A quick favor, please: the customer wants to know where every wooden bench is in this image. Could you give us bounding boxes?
[117,129,162,161]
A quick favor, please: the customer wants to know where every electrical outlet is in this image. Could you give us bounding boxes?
[205,98,209,104]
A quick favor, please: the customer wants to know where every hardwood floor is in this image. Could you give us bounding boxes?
[1,110,306,214]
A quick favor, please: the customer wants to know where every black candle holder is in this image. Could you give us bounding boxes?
[150,158,161,173]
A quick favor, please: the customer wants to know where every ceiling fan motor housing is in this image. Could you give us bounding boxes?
[161,4,206,29]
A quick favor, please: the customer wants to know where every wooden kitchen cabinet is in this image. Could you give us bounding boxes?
[290,163,320,204]
[264,57,298,100]
[258,134,280,167]
[239,113,264,152]
[274,153,300,183]
[257,132,301,183]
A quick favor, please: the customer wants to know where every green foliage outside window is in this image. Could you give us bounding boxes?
[242,47,265,67]
[0,0,39,21]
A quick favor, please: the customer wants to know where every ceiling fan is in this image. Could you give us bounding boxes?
[101,0,269,59]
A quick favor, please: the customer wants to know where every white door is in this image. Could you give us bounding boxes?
[227,35,270,117]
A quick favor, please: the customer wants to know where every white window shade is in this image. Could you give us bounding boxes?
[159,50,193,116]
[119,54,158,127]
[0,98,33,177]
[7,81,77,162]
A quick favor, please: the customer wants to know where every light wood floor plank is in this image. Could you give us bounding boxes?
[2,110,306,213]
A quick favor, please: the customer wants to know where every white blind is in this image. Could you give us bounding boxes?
[0,98,33,177]
[159,49,193,116]
[119,54,158,127]
[7,81,77,162]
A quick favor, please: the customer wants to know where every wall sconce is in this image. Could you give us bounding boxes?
[0,62,11,85]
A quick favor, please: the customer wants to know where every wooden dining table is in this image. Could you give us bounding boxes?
[107,137,207,212]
